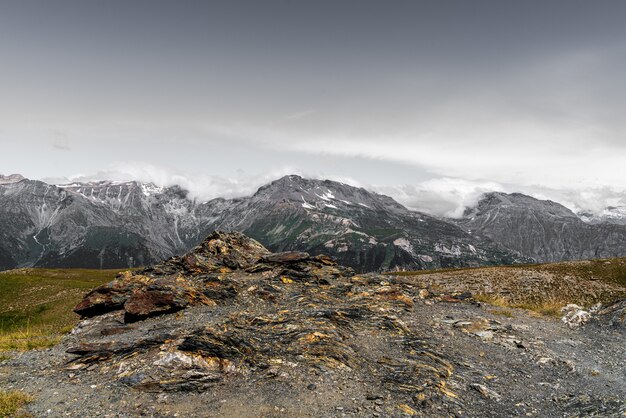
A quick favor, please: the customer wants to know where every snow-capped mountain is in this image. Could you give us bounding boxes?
[203,175,528,271]
[1,174,625,272]
[0,175,528,272]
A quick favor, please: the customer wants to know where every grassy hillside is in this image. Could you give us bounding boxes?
[387,257,626,316]
[0,268,124,350]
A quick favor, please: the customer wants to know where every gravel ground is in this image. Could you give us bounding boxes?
[1,233,624,417]
[2,295,624,417]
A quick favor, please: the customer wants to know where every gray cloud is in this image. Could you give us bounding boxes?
[2,1,625,213]
[44,164,625,219]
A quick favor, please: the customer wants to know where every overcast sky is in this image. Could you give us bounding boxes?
[1,1,625,216]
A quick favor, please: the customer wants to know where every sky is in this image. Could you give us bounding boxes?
[1,0,625,216]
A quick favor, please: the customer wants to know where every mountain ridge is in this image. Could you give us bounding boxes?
[1,174,624,271]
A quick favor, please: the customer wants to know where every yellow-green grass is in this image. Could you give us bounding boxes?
[474,294,565,317]
[0,390,32,417]
[387,258,626,316]
[0,268,126,351]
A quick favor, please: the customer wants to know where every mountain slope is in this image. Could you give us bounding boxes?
[456,192,626,263]
[0,179,161,270]
[0,175,528,272]
[206,175,528,271]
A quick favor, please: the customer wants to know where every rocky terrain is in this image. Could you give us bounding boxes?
[456,192,626,263]
[1,232,625,417]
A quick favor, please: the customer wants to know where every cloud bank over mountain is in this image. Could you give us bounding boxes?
[41,163,625,219]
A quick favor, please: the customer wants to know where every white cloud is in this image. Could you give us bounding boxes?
[43,164,625,219]
[43,163,363,204]
[373,178,506,218]
[375,178,626,218]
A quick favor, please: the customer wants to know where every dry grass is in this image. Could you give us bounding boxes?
[475,294,565,317]
[389,257,626,285]
[0,332,62,351]
[389,257,626,318]
[487,308,513,318]
[0,390,32,417]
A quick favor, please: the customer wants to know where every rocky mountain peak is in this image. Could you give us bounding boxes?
[466,192,578,219]
[457,191,626,263]
[146,230,272,275]
[0,173,25,184]
[252,174,408,214]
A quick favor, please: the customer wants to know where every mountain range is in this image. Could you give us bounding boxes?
[1,173,625,272]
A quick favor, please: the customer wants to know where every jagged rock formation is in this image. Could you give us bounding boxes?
[67,232,457,411]
[456,192,626,263]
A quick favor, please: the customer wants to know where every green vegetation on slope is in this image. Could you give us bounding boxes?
[0,268,124,351]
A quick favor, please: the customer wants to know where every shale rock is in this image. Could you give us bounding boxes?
[66,231,460,413]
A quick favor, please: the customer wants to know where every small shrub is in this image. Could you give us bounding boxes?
[0,390,32,417]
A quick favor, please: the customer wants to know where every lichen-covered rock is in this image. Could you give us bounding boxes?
[150,231,271,274]
[5,233,626,417]
[74,272,152,317]
[74,232,271,320]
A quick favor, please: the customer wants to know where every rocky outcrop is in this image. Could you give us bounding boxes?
[594,299,626,330]
[74,232,271,320]
[68,232,459,411]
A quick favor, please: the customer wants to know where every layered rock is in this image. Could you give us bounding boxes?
[4,232,626,417]
[68,232,459,412]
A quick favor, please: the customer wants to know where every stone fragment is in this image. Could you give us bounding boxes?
[470,383,502,401]
[260,251,311,263]
[560,304,591,329]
